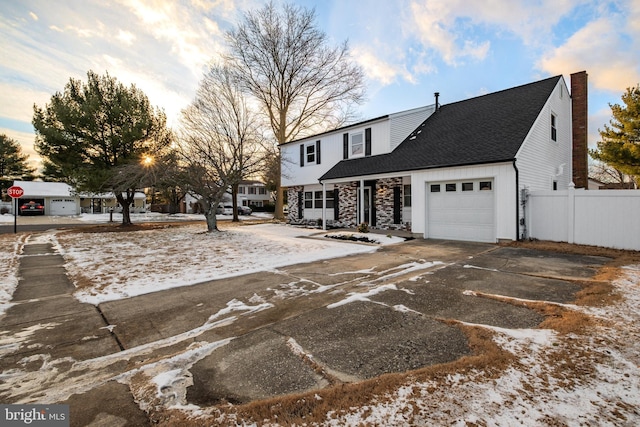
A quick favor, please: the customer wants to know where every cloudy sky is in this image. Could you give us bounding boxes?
[1,0,639,170]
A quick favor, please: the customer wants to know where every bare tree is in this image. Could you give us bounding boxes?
[225,1,366,219]
[589,161,638,189]
[179,64,266,232]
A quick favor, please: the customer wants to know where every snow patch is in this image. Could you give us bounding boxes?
[327,284,398,309]
[463,264,499,272]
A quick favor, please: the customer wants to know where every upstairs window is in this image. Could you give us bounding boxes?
[551,113,557,141]
[351,132,364,156]
[300,141,321,165]
[306,144,316,164]
[343,129,371,159]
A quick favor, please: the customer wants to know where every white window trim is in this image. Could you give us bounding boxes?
[550,112,558,143]
[305,143,317,165]
[350,132,364,157]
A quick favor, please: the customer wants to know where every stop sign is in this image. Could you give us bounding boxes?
[7,186,24,198]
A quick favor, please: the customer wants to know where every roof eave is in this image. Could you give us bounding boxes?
[320,158,516,182]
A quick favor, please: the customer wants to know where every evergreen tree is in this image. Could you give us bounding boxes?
[590,85,640,180]
[0,133,36,179]
[33,71,173,225]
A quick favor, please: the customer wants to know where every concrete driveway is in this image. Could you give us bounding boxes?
[0,237,610,425]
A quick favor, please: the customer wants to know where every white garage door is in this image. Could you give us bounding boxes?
[50,199,77,216]
[426,179,495,243]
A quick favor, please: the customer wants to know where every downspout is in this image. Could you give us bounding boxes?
[513,159,520,241]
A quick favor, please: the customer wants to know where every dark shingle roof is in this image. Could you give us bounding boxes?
[320,75,562,181]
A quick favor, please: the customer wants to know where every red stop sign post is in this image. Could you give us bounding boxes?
[7,186,24,234]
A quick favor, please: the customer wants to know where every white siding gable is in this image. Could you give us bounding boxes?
[281,106,435,187]
[515,78,572,191]
[281,118,387,186]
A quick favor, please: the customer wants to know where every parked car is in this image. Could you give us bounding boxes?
[20,201,45,215]
[216,204,234,215]
[237,205,252,215]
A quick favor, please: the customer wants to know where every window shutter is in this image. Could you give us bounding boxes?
[334,188,339,220]
[316,140,321,164]
[300,144,304,167]
[365,128,372,156]
[297,191,303,219]
[393,187,401,224]
[343,133,349,159]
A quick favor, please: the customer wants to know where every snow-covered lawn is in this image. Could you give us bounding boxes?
[0,222,404,313]
[56,223,402,305]
[0,211,272,224]
[0,223,638,425]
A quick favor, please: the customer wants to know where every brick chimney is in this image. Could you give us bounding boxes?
[571,71,588,188]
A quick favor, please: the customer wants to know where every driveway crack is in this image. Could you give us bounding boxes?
[95,305,125,351]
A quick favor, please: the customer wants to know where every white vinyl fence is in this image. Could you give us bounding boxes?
[527,186,640,251]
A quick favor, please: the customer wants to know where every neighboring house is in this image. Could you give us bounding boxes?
[79,192,147,214]
[282,72,589,243]
[183,181,271,213]
[238,180,272,208]
[12,180,147,216]
[12,180,79,216]
[588,179,605,190]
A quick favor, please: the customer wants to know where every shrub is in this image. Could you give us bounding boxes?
[357,222,369,233]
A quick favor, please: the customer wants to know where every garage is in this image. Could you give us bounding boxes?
[50,198,78,216]
[426,179,495,243]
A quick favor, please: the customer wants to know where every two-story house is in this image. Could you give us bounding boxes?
[237,180,272,208]
[281,105,436,225]
[282,72,588,243]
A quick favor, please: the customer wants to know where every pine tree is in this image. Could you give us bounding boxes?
[33,71,173,225]
[0,133,36,179]
[590,85,640,179]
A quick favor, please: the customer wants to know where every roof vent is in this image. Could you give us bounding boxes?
[434,92,440,110]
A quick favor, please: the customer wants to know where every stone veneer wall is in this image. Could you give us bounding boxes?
[336,182,358,228]
[376,177,403,229]
[287,179,411,232]
[287,186,303,222]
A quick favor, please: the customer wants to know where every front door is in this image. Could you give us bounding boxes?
[357,186,373,225]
